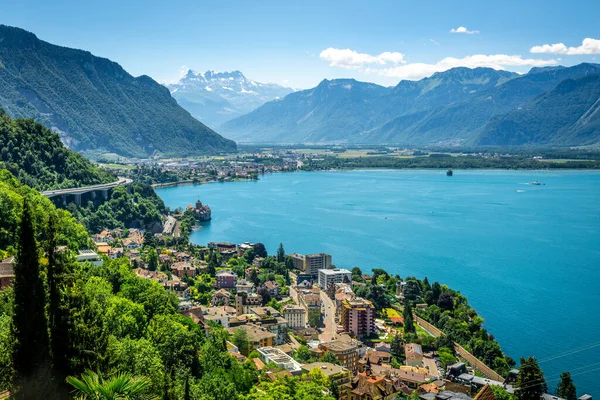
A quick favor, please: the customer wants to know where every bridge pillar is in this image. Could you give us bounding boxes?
[62,195,67,206]
[74,194,82,206]
[91,191,96,200]
[102,189,109,200]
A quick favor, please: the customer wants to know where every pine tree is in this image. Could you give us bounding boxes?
[12,197,50,378]
[516,357,547,400]
[391,333,404,357]
[276,243,285,263]
[556,372,577,400]
[46,212,70,377]
[403,303,415,334]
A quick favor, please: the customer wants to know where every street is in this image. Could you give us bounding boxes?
[319,289,337,342]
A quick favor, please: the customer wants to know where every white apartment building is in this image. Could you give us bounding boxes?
[318,268,352,290]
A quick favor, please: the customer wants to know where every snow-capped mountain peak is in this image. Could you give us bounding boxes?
[166,69,294,129]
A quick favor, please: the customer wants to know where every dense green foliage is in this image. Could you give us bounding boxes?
[516,357,547,400]
[0,25,236,157]
[0,110,114,191]
[0,170,90,253]
[398,276,516,376]
[240,368,335,400]
[66,182,166,233]
[223,64,600,147]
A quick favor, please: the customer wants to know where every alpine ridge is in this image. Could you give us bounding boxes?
[0,25,237,158]
[221,64,600,147]
[167,69,293,129]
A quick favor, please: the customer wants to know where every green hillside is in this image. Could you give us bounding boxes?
[0,110,115,191]
[0,25,236,157]
[477,73,600,146]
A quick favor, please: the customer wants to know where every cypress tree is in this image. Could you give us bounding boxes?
[276,243,285,263]
[12,197,50,378]
[46,212,70,377]
[391,333,404,357]
[184,376,191,400]
[556,372,577,400]
[403,302,415,334]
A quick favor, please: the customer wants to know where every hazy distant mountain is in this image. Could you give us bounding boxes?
[368,63,600,146]
[221,64,600,147]
[477,73,600,146]
[167,70,294,128]
[0,25,236,157]
[221,79,391,143]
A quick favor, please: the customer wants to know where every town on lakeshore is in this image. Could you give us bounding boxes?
[1,4,600,399]
[2,207,593,400]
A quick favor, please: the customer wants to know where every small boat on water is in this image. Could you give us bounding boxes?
[528,181,542,185]
[446,169,453,176]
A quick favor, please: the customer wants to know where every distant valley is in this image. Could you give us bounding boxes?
[167,70,294,129]
[221,64,600,147]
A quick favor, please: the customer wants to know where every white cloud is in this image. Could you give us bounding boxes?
[450,26,479,34]
[429,39,440,46]
[366,54,557,81]
[319,47,405,69]
[530,38,600,55]
[178,65,191,77]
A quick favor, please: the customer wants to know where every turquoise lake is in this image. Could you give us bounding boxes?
[156,170,600,395]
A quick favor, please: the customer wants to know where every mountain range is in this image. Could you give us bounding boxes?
[0,25,236,158]
[221,64,600,147]
[167,70,294,129]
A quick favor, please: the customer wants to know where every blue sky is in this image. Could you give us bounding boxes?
[3,0,600,88]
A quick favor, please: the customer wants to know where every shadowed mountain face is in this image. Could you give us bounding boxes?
[167,69,294,129]
[221,64,600,147]
[0,25,236,158]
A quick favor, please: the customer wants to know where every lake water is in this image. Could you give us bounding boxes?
[157,170,600,395]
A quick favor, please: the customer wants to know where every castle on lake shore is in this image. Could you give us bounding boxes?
[188,199,211,222]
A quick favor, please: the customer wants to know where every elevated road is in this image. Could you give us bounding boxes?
[41,177,132,205]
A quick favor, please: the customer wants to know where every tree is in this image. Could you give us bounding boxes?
[254,243,268,258]
[403,303,415,334]
[249,268,259,287]
[184,376,190,400]
[276,243,285,263]
[285,256,294,271]
[490,385,517,400]
[257,287,272,305]
[46,212,70,377]
[391,333,404,357]
[403,280,421,301]
[371,268,389,283]
[320,351,340,365]
[438,347,457,368]
[351,267,363,282]
[66,369,158,400]
[147,249,158,272]
[294,345,313,363]
[425,282,442,306]
[516,357,547,400]
[437,292,454,311]
[243,248,257,263]
[12,197,50,379]
[556,372,577,400]
[232,328,250,356]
